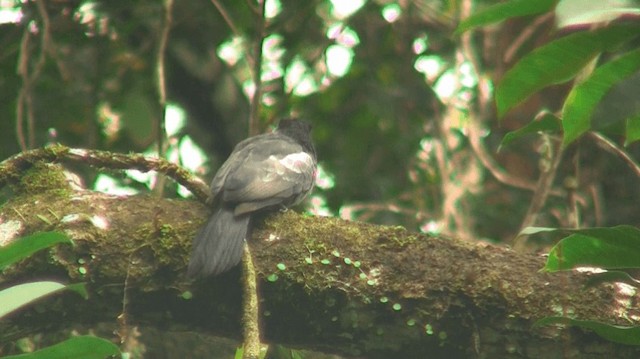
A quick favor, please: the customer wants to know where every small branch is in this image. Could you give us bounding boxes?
[504,13,553,64]
[153,0,174,197]
[0,145,210,203]
[15,0,55,151]
[249,0,267,136]
[156,0,174,157]
[589,131,640,178]
[241,242,263,359]
[16,25,32,152]
[513,137,564,250]
[210,0,243,41]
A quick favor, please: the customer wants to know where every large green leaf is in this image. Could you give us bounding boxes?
[0,281,88,318]
[456,0,558,34]
[2,335,120,359]
[563,48,640,146]
[0,232,72,271]
[497,25,640,118]
[539,225,640,271]
[534,317,640,345]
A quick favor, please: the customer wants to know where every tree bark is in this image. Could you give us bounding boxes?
[1,165,640,358]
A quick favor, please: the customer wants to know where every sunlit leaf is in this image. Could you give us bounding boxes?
[0,281,87,318]
[556,0,640,29]
[534,317,640,345]
[540,225,640,271]
[497,25,640,118]
[499,111,561,149]
[563,48,640,146]
[456,0,557,34]
[2,335,120,359]
[0,232,72,271]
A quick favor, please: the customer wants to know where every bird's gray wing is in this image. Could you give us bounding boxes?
[221,136,316,214]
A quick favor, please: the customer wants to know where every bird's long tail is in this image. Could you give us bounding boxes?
[188,204,250,278]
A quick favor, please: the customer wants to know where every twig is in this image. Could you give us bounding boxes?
[249,0,267,136]
[0,145,210,203]
[15,0,55,151]
[513,137,564,250]
[210,0,243,41]
[156,0,174,156]
[16,25,31,151]
[589,131,640,178]
[504,13,553,64]
[241,242,262,359]
[153,0,174,197]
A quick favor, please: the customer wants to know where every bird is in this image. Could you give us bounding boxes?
[188,119,317,278]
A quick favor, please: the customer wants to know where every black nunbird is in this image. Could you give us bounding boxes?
[188,119,317,277]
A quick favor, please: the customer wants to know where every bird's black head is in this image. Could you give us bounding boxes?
[276,118,315,158]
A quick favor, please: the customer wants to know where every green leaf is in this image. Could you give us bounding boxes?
[563,48,640,146]
[497,25,640,118]
[542,225,640,271]
[2,335,120,359]
[456,0,557,34]
[534,317,640,345]
[499,111,562,149]
[0,232,72,271]
[0,281,87,318]
[625,113,640,146]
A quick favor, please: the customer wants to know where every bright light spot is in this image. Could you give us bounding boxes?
[0,220,22,245]
[179,135,207,172]
[126,169,156,189]
[420,220,441,234]
[265,0,282,19]
[307,195,333,217]
[381,3,401,23]
[433,69,457,101]
[97,102,122,141]
[339,205,355,220]
[326,24,360,47]
[0,0,21,24]
[326,44,353,77]
[412,34,429,54]
[217,36,244,66]
[330,0,366,19]
[165,103,186,137]
[574,267,607,274]
[615,282,637,296]
[315,164,336,189]
[261,34,285,82]
[90,215,109,230]
[263,34,285,61]
[285,59,307,91]
[414,55,445,82]
[243,79,256,99]
[459,61,478,88]
[285,58,318,96]
[94,174,138,195]
[262,62,284,82]
[293,75,318,96]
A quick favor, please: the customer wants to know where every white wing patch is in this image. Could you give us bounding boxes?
[268,152,314,176]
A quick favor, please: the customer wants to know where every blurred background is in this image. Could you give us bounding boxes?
[3,1,640,357]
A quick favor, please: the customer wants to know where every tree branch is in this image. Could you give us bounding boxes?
[2,166,640,357]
